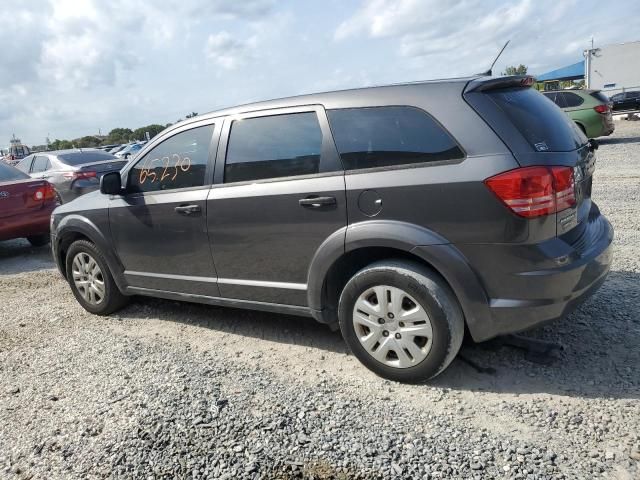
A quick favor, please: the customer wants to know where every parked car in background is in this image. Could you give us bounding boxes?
[609,91,640,112]
[114,142,145,159]
[15,150,127,204]
[542,90,614,138]
[96,144,120,152]
[108,144,128,155]
[51,75,613,382]
[0,162,57,246]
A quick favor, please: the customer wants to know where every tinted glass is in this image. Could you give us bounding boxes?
[561,92,584,107]
[15,156,33,172]
[31,156,50,172]
[58,151,117,165]
[327,106,463,170]
[543,92,565,108]
[487,88,584,152]
[129,125,213,193]
[590,91,610,103]
[225,112,322,183]
[0,162,30,181]
[628,91,640,98]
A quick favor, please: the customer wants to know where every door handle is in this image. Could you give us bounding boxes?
[175,204,201,215]
[299,196,336,208]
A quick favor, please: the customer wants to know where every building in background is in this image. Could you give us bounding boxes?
[585,40,640,95]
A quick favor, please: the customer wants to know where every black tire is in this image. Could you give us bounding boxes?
[26,234,50,247]
[338,260,464,383]
[65,240,129,315]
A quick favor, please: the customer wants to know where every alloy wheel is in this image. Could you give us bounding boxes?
[71,252,105,306]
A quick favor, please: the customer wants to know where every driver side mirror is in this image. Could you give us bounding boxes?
[100,171,123,195]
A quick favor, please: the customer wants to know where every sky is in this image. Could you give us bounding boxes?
[1,0,639,145]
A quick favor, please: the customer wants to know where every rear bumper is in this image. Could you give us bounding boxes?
[0,205,55,241]
[457,204,613,341]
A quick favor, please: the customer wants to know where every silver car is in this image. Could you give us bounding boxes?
[15,149,127,204]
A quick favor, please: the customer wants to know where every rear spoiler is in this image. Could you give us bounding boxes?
[465,75,536,93]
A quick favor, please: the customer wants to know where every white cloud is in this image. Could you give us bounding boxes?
[205,31,257,70]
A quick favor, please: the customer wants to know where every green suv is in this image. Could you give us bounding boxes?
[542,90,614,138]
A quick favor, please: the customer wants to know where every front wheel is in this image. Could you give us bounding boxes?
[338,260,464,383]
[65,240,129,315]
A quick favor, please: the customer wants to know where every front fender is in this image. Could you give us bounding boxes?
[54,215,127,292]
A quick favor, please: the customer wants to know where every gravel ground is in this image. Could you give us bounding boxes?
[1,121,639,479]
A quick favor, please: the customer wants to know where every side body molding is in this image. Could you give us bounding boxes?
[306,220,492,341]
[54,214,128,292]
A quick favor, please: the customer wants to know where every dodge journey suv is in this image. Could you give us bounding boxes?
[51,75,613,382]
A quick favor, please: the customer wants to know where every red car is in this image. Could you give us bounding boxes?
[0,161,57,246]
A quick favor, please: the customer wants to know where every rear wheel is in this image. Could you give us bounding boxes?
[338,260,464,382]
[26,234,49,247]
[65,240,129,315]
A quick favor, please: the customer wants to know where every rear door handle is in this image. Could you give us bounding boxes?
[299,196,336,208]
[175,204,201,215]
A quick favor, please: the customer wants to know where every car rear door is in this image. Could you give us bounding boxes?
[110,121,221,296]
[207,106,346,306]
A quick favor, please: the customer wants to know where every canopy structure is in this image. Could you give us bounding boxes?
[536,61,585,82]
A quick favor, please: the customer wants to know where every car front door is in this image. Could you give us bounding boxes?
[110,121,221,296]
[207,106,346,306]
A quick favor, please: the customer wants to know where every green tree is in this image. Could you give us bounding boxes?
[76,136,101,148]
[132,124,166,141]
[185,112,198,119]
[107,128,133,144]
[502,64,528,76]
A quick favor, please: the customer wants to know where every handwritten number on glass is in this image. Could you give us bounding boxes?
[138,154,192,185]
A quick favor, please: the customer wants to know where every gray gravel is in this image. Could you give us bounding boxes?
[1,120,639,479]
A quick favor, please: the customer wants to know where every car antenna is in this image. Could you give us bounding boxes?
[479,40,510,76]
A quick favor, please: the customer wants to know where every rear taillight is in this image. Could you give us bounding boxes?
[32,183,56,202]
[593,104,609,114]
[63,171,97,180]
[485,166,576,218]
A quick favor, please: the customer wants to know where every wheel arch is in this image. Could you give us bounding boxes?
[54,215,127,291]
[307,220,493,341]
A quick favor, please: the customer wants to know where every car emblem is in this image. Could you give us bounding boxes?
[0,191,9,198]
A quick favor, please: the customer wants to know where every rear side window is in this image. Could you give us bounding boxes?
[225,112,322,183]
[487,88,584,152]
[129,125,213,193]
[628,92,640,98]
[327,106,463,170]
[559,92,584,107]
[58,151,117,165]
[15,156,33,172]
[31,156,50,173]
[0,162,30,182]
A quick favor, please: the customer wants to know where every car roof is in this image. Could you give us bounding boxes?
[163,75,480,133]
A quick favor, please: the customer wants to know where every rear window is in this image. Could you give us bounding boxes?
[58,151,117,165]
[0,162,30,182]
[487,88,584,152]
[590,91,610,103]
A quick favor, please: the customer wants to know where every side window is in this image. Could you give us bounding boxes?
[31,156,50,173]
[562,92,584,107]
[224,112,322,183]
[628,92,640,99]
[543,92,558,105]
[15,155,33,173]
[553,92,568,108]
[128,124,214,193]
[327,106,464,170]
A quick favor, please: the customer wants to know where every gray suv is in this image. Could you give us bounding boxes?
[50,75,613,382]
